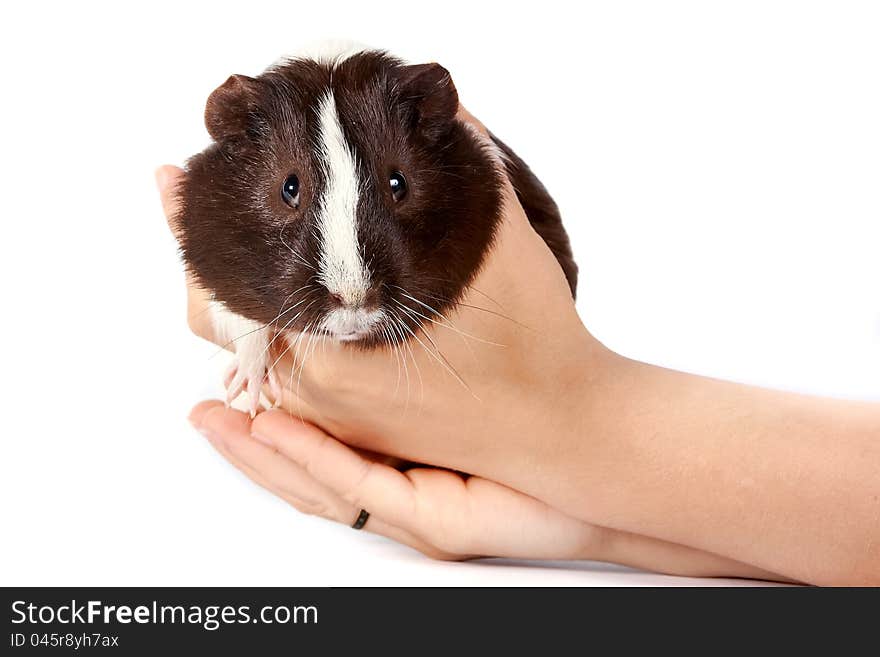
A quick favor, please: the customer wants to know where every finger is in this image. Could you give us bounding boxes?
[212,437,455,559]
[228,440,458,559]
[198,404,337,512]
[155,165,185,237]
[191,403,457,559]
[250,410,418,527]
[155,165,218,342]
[185,283,216,344]
[210,431,318,517]
[189,399,226,427]
[454,106,519,206]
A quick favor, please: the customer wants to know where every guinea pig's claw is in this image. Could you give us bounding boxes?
[223,361,239,391]
[224,356,272,418]
[246,376,263,419]
[225,375,246,404]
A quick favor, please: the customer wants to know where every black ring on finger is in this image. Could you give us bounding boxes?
[351,509,370,530]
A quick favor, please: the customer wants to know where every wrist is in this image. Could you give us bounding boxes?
[492,324,626,516]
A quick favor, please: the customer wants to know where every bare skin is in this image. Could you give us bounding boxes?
[159,113,879,585]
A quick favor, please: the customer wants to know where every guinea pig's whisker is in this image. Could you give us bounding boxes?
[395,300,481,360]
[392,299,504,348]
[392,285,489,338]
[272,288,301,324]
[463,285,507,311]
[387,321,412,410]
[392,284,487,343]
[404,322,468,396]
[392,288,447,320]
[284,249,315,271]
[268,339,293,405]
[262,300,317,364]
[294,324,322,420]
[286,321,314,420]
[279,222,316,271]
[387,309,423,409]
[394,304,460,367]
[394,298,460,340]
[270,287,316,325]
[419,291,532,331]
[209,286,318,359]
[187,299,216,325]
[255,289,320,359]
[379,324,403,401]
[401,276,508,312]
[415,167,468,181]
[391,309,475,398]
[416,327,476,398]
[266,321,300,376]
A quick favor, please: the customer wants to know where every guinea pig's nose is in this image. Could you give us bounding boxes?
[328,289,380,311]
[328,292,365,310]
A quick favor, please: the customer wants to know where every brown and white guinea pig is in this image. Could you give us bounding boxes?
[176,44,577,413]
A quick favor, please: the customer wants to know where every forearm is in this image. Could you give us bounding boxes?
[545,349,880,586]
[593,526,797,583]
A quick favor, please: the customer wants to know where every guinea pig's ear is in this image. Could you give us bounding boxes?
[392,63,459,137]
[204,74,262,141]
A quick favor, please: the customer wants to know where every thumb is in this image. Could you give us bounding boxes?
[155,165,185,238]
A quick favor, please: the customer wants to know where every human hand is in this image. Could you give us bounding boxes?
[189,400,793,582]
[159,113,796,583]
[188,400,602,561]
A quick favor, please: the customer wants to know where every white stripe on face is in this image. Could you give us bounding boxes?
[315,90,369,306]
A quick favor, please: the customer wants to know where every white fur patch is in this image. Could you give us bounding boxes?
[314,91,369,307]
[321,307,384,341]
[210,301,266,349]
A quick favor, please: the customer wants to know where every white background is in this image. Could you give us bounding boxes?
[1,1,877,586]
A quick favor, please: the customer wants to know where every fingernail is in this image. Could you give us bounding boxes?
[251,431,273,447]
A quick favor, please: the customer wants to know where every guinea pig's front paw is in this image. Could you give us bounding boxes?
[210,307,283,417]
[222,337,281,418]
[224,358,268,418]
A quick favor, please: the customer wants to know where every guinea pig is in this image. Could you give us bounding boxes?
[175,45,577,413]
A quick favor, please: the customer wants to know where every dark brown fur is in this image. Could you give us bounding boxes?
[177,50,576,343]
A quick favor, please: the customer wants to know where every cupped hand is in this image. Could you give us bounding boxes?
[188,399,793,582]
[189,400,602,561]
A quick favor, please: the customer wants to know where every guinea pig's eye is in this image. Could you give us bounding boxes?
[389,171,407,202]
[281,174,300,208]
